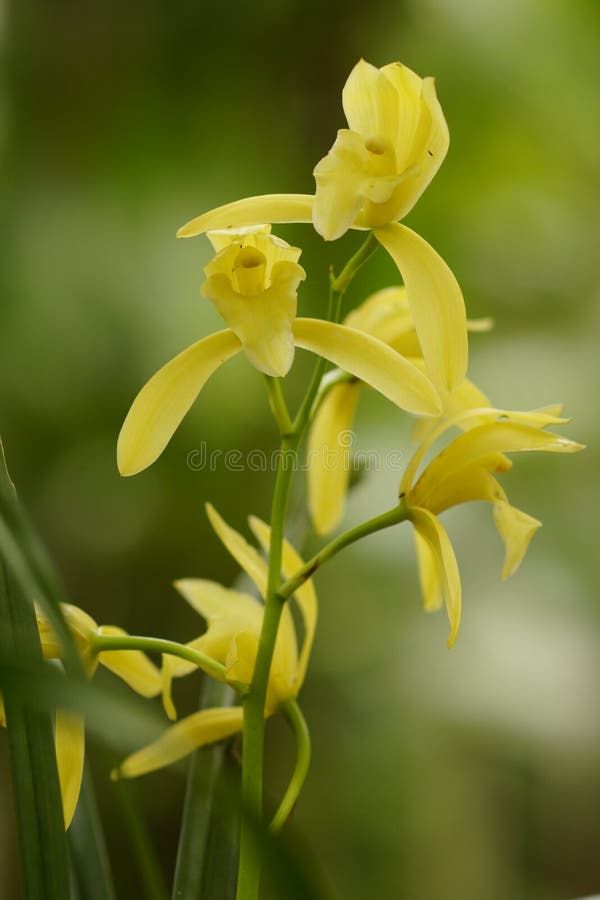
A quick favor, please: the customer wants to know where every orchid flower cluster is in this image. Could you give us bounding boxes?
[5,59,582,897]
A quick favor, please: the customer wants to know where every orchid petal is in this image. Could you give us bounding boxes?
[375,224,468,392]
[344,286,414,344]
[55,711,85,829]
[306,382,360,535]
[163,579,262,719]
[117,330,242,476]
[224,630,296,708]
[202,507,298,675]
[414,422,584,501]
[36,603,98,661]
[177,195,314,238]
[96,626,162,697]
[410,507,461,647]
[401,407,574,496]
[493,503,541,580]
[203,261,303,377]
[413,528,443,611]
[206,224,272,253]
[415,466,507,514]
[342,59,401,143]
[373,74,449,220]
[114,707,244,779]
[411,376,490,445]
[293,318,441,416]
[174,578,262,629]
[205,503,269,597]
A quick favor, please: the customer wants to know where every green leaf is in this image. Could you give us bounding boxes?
[1,438,121,900]
[172,678,239,900]
[111,776,169,900]
[68,766,117,900]
[1,556,71,899]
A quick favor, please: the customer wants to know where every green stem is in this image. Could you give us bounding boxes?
[264,376,293,436]
[236,434,299,900]
[293,232,378,436]
[330,232,379,295]
[270,700,311,834]
[278,501,409,602]
[90,634,226,683]
[235,231,381,899]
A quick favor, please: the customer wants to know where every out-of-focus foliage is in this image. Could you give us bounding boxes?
[1,0,599,897]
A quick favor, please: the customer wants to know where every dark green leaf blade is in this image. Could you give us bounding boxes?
[1,556,71,899]
[68,766,118,900]
[172,678,239,900]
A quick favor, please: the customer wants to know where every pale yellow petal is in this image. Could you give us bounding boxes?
[96,626,162,697]
[415,466,507,514]
[411,376,491,445]
[55,711,85,829]
[375,224,467,392]
[117,330,242,476]
[377,62,423,170]
[312,130,385,241]
[164,580,263,718]
[414,527,443,611]
[0,695,5,727]
[160,633,230,722]
[305,382,359,535]
[414,422,584,502]
[36,603,99,661]
[173,578,262,630]
[293,318,441,416]
[201,233,305,377]
[401,406,575,497]
[248,516,318,693]
[161,655,181,721]
[177,195,314,238]
[493,502,541,580]
[344,286,414,344]
[206,224,272,253]
[342,59,401,142]
[410,507,461,647]
[205,504,269,597]
[114,707,244,779]
[201,273,299,377]
[377,76,449,221]
[202,507,298,676]
[225,631,295,709]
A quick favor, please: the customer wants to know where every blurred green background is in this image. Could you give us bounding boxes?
[1,0,600,897]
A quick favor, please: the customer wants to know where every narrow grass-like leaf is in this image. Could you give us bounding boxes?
[200,742,241,900]
[69,766,117,900]
[0,556,70,899]
[172,677,238,900]
[111,776,170,900]
[1,439,119,898]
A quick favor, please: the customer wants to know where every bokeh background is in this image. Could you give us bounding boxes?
[1,0,600,897]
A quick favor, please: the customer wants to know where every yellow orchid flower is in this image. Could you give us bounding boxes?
[312,59,449,240]
[176,59,447,244]
[178,217,468,400]
[117,228,441,477]
[307,285,492,535]
[399,408,584,648]
[202,225,306,377]
[113,507,316,780]
[2,603,162,828]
